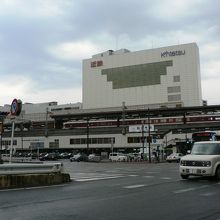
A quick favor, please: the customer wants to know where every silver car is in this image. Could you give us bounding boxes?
[166,153,183,163]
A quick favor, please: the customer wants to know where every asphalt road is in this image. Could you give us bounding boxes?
[1,161,220,220]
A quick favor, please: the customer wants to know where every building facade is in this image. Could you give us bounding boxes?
[83,43,202,109]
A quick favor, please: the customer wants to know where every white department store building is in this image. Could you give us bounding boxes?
[83,43,202,109]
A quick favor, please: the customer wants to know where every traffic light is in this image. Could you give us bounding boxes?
[186,138,192,145]
[141,137,146,143]
[147,136,152,143]
[185,139,192,149]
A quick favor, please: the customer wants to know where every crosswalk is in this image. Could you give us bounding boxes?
[71,172,125,182]
[70,172,175,182]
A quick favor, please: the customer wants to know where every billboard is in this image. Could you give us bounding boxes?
[129,124,154,133]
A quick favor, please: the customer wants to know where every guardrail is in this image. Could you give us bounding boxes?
[0,163,64,175]
[1,155,33,163]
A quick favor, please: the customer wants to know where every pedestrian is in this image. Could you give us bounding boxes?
[141,153,144,161]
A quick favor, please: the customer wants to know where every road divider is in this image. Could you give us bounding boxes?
[0,163,64,175]
[0,163,71,189]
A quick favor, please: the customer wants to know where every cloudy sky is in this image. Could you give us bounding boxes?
[0,0,220,106]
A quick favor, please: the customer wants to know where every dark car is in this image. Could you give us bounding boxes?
[59,152,72,159]
[39,153,59,161]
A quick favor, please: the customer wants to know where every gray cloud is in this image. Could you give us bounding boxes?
[0,0,220,105]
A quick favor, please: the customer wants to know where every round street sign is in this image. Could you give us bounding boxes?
[11,99,18,116]
[10,99,22,116]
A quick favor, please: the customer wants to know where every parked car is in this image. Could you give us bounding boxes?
[166,153,183,163]
[109,153,127,162]
[126,153,141,161]
[88,154,101,162]
[60,152,72,159]
[70,153,88,162]
[180,141,220,179]
[39,153,59,161]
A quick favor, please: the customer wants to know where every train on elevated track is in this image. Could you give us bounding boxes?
[62,114,220,129]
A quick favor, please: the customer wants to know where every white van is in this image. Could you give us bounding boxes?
[109,153,127,162]
[180,141,220,179]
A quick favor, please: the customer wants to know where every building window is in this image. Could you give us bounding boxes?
[167,86,181,93]
[81,139,86,144]
[168,94,181,102]
[2,140,17,146]
[70,137,115,145]
[173,75,180,82]
[128,137,141,143]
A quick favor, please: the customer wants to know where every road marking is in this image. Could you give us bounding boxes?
[128,174,138,177]
[160,177,172,180]
[73,175,124,182]
[123,184,147,189]
[143,176,154,178]
[146,172,159,174]
[200,192,216,196]
[0,184,68,192]
[173,187,196,194]
[174,185,209,194]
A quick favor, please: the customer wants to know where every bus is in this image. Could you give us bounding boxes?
[192,131,220,143]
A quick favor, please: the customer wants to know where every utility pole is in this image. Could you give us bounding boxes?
[86,118,89,155]
[122,102,126,135]
[111,137,114,154]
[142,121,145,156]
[45,107,48,137]
[21,112,24,151]
[9,119,15,163]
[0,116,4,163]
[148,108,151,163]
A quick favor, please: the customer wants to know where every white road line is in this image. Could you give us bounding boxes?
[128,174,138,177]
[200,192,216,196]
[160,177,172,180]
[0,184,68,192]
[174,185,209,194]
[146,172,159,174]
[73,175,124,182]
[143,176,154,178]
[174,187,196,194]
[71,174,119,179]
[123,184,147,189]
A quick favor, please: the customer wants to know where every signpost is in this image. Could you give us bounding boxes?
[9,99,22,163]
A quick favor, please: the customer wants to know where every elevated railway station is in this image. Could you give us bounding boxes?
[1,104,220,155]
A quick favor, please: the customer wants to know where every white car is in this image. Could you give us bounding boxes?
[109,153,127,162]
[166,153,183,163]
[70,153,82,162]
[88,154,101,162]
[180,141,220,179]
